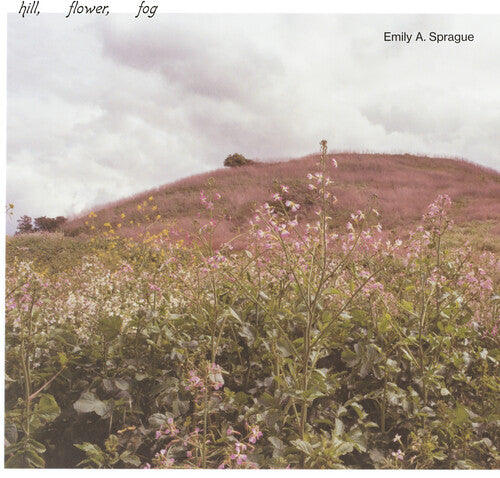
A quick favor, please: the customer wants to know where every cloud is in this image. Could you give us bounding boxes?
[7,14,500,234]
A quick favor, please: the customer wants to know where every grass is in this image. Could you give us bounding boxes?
[59,152,499,249]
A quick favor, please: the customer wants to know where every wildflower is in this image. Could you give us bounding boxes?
[285,200,300,212]
[248,425,263,444]
[393,434,402,443]
[272,193,282,201]
[281,185,289,193]
[164,417,180,436]
[230,442,248,465]
[186,370,205,391]
[331,157,338,168]
[391,449,404,461]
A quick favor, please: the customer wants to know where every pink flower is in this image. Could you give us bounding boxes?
[393,434,402,443]
[391,449,404,461]
[230,442,248,465]
[248,425,263,444]
[285,200,300,212]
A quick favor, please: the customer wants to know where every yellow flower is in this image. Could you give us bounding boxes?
[152,205,157,211]
[120,213,125,218]
[137,205,142,210]
[148,196,153,201]
[117,223,122,228]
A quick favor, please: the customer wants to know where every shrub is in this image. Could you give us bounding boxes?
[224,153,252,168]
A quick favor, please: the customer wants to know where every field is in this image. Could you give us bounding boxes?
[5,145,500,468]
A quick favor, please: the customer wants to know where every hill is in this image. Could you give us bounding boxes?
[61,152,500,251]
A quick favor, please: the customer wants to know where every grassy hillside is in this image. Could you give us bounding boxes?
[61,152,500,251]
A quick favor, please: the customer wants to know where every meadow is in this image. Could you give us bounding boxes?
[5,143,499,468]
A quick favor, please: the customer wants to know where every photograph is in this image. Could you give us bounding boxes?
[4,1,500,470]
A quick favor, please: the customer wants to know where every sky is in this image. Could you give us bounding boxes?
[6,13,500,234]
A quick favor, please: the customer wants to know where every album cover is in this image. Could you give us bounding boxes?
[4,2,499,470]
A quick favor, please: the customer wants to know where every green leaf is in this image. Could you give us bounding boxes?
[27,438,46,454]
[148,413,167,427]
[228,307,243,324]
[268,436,286,458]
[74,442,102,454]
[105,434,119,453]
[341,348,359,367]
[25,449,46,468]
[35,394,61,423]
[73,392,108,416]
[453,403,470,426]
[5,422,18,445]
[5,450,29,468]
[58,352,68,366]
[120,451,141,467]
[350,402,367,420]
[291,439,314,455]
[115,378,129,391]
[334,418,344,437]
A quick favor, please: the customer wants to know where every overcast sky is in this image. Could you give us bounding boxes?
[6,14,500,234]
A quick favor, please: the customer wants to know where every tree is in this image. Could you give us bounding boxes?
[34,216,67,232]
[224,153,253,168]
[16,215,34,234]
